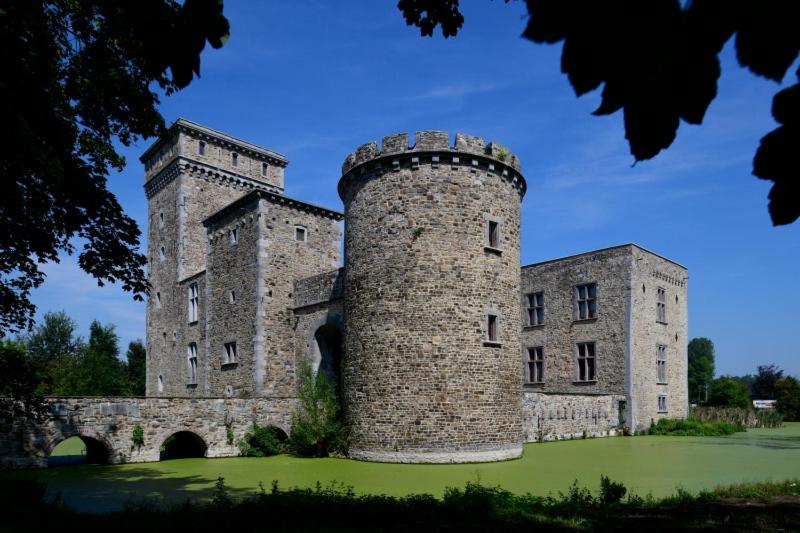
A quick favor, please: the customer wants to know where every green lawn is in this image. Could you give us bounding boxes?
[50,437,86,457]
[7,423,800,513]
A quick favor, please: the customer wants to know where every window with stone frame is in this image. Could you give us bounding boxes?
[187,343,198,384]
[198,141,206,156]
[656,287,667,323]
[576,342,596,381]
[294,225,307,242]
[231,152,238,167]
[658,394,667,413]
[575,283,597,320]
[229,227,238,245]
[486,220,500,249]
[188,282,199,323]
[656,344,667,383]
[526,292,544,326]
[261,162,268,177]
[223,341,237,365]
[158,374,164,392]
[526,347,544,383]
[486,314,499,343]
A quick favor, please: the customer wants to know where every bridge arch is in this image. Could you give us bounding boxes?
[159,430,208,460]
[306,312,343,388]
[45,431,113,466]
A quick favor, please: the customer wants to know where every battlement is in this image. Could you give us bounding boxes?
[341,131,521,175]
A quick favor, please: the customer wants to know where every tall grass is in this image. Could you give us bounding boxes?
[690,406,783,428]
[648,418,745,436]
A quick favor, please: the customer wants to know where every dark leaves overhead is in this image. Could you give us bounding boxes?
[0,0,229,336]
[398,1,799,225]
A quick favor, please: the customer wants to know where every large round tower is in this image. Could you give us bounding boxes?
[338,131,527,463]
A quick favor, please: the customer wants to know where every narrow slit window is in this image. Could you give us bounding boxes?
[229,227,238,244]
[188,282,199,323]
[198,141,206,156]
[527,347,544,383]
[261,162,268,177]
[231,152,238,167]
[576,342,596,381]
[159,245,166,261]
[487,220,499,248]
[576,283,597,320]
[526,292,544,326]
[155,291,161,308]
[187,343,198,384]
[487,314,499,342]
[229,290,236,304]
[158,211,164,228]
[223,341,237,365]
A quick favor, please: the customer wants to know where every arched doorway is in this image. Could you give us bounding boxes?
[48,435,110,467]
[313,324,342,388]
[159,431,207,460]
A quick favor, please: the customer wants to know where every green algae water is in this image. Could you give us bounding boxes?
[6,423,800,513]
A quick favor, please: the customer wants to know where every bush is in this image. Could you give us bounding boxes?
[775,376,800,421]
[238,424,286,457]
[599,475,627,505]
[648,418,745,436]
[287,362,347,457]
[707,377,751,408]
[131,422,144,448]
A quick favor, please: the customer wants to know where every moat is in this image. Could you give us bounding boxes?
[6,423,800,513]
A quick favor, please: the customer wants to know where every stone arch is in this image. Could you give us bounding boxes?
[159,430,208,460]
[45,431,113,466]
[306,312,343,388]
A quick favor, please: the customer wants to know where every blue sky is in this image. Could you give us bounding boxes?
[29,2,799,376]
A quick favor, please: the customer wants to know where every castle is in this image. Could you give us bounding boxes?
[142,119,688,463]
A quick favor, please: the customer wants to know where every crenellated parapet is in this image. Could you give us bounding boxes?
[339,131,525,200]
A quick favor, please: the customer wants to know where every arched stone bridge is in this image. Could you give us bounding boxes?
[0,397,295,468]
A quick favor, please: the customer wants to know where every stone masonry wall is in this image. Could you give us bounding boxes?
[522,393,624,442]
[339,131,526,463]
[520,246,632,397]
[0,397,296,469]
[629,247,689,430]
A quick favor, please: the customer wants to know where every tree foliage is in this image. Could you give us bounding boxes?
[398,1,800,225]
[288,362,347,457]
[0,0,230,337]
[126,340,147,396]
[707,377,751,409]
[0,340,48,421]
[751,364,784,400]
[688,337,715,404]
[775,376,800,422]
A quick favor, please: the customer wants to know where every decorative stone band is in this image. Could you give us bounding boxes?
[348,443,523,464]
[338,131,527,200]
[144,158,283,199]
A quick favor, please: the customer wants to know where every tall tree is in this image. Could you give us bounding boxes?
[125,340,146,396]
[0,340,48,421]
[688,337,715,404]
[23,310,84,394]
[775,376,800,421]
[752,364,784,400]
[398,1,800,225]
[58,321,127,396]
[707,376,751,409]
[0,0,230,337]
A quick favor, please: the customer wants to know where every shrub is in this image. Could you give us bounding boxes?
[288,362,347,457]
[238,424,286,457]
[707,377,751,408]
[648,418,745,436]
[131,422,144,448]
[599,475,627,505]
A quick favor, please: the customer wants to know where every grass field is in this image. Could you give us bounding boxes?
[7,422,800,513]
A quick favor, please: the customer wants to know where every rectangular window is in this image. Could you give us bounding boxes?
[187,343,197,384]
[657,287,667,323]
[223,341,237,365]
[486,314,499,342]
[188,282,199,323]
[229,227,238,244]
[657,344,667,383]
[198,141,206,156]
[487,220,500,248]
[229,290,236,304]
[231,152,238,167]
[294,226,306,242]
[526,292,544,326]
[576,283,597,320]
[658,394,667,413]
[526,347,544,383]
[576,342,596,381]
[261,162,268,177]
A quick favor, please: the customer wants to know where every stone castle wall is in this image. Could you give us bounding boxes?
[339,131,526,463]
[522,393,625,442]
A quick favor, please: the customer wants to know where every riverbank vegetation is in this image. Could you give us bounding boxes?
[648,418,745,436]
[2,475,799,531]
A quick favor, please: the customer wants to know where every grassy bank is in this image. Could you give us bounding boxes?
[2,475,799,531]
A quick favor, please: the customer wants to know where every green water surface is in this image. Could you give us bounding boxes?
[6,423,800,513]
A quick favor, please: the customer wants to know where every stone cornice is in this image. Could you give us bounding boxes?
[143,158,282,199]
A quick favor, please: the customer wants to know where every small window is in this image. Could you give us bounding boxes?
[155,291,162,308]
[261,162,268,177]
[656,344,667,383]
[159,245,166,261]
[486,220,500,249]
[162,331,167,348]
[158,211,165,228]
[486,314,499,343]
[231,152,238,167]
[294,226,307,242]
[187,343,198,384]
[658,394,667,413]
[158,374,164,393]
[198,141,206,156]
[223,342,237,365]
[575,283,597,320]
[229,290,236,304]
[229,227,238,245]
[576,342,596,381]
[526,347,544,383]
[657,287,667,324]
[526,292,544,326]
[188,282,199,323]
